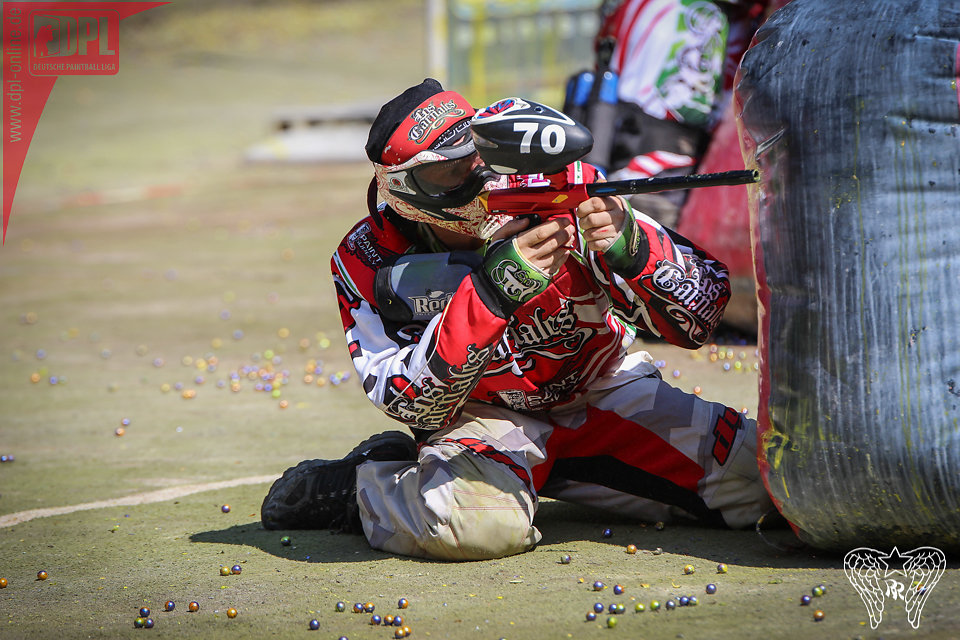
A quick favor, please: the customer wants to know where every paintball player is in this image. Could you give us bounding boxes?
[567,0,772,227]
[260,79,772,560]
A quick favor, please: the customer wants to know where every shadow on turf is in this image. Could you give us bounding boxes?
[533,500,842,569]
[190,522,395,564]
[188,501,838,569]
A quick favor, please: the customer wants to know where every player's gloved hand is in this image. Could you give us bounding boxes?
[577,195,647,279]
[479,217,574,314]
[576,195,626,253]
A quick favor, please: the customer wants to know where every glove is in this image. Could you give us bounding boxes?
[477,237,552,316]
[600,200,648,279]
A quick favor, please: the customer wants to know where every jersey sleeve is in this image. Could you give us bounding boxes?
[574,164,732,348]
[331,217,509,431]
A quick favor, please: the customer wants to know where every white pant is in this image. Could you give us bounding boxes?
[356,353,772,560]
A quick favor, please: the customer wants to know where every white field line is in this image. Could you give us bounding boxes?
[0,474,276,528]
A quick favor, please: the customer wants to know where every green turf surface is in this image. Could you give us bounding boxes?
[2,1,958,638]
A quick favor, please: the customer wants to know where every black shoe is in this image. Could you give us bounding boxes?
[261,431,417,532]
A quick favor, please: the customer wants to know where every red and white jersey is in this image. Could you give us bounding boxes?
[331,162,731,433]
[597,0,771,126]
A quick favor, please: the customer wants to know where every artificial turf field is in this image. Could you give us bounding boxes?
[1,1,957,638]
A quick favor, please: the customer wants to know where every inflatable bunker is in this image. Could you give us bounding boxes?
[737,0,960,551]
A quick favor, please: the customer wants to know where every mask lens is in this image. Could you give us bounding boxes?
[412,153,479,196]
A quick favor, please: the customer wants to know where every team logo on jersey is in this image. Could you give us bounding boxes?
[641,257,728,340]
[649,257,694,296]
[511,300,592,358]
[844,546,945,629]
[484,294,603,383]
[386,343,493,429]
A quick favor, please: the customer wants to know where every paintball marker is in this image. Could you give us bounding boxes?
[470,98,759,218]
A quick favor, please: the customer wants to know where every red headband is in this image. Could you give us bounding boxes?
[380,91,476,166]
